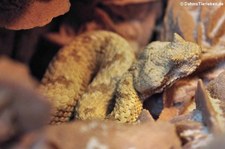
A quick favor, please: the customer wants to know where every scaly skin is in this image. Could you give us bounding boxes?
[40,32,201,124]
[39,31,135,124]
[75,32,135,120]
[132,33,202,99]
[109,33,201,123]
[108,73,143,123]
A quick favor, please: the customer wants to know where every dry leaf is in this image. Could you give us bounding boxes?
[0,57,50,144]
[195,80,225,134]
[137,109,155,123]
[47,0,161,52]
[158,107,179,121]
[207,71,225,102]
[14,121,181,149]
[0,0,70,30]
[162,0,225,49]
[160,0,225,73]
[163,78,198,114]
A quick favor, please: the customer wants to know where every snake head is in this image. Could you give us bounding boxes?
[132,33,202,99]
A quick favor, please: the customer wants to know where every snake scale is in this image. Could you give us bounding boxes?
[39,31,201,124]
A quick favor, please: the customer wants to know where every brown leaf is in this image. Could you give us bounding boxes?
[96,1,162,51]
[158,107,179,121]
[50,0,162,52]
[177,121,212,149]
[137,109,155,123]
[195,80,225,134]
[161,0,225,49]
[207,71,225,102]
[0,0,70,30]
[45,24,75,46]
[0,56,36,88]
[163,78,198,114]
[199,62,225,83]
[196,49,225,73]
[16,121,181,149]
[176,121,208,145]
[0,57,50,144]
[204,135,225,149]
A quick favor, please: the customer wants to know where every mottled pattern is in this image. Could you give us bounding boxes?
[75,32,135,120]
[40,32,201,124]
[133,34,202,98]
[40,31,135,123]
[108,73,143,123]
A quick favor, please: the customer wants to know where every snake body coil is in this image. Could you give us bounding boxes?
[39,31,135,124]
[40,32,201,124]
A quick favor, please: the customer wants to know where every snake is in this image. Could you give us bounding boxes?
[39,31,202,124]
